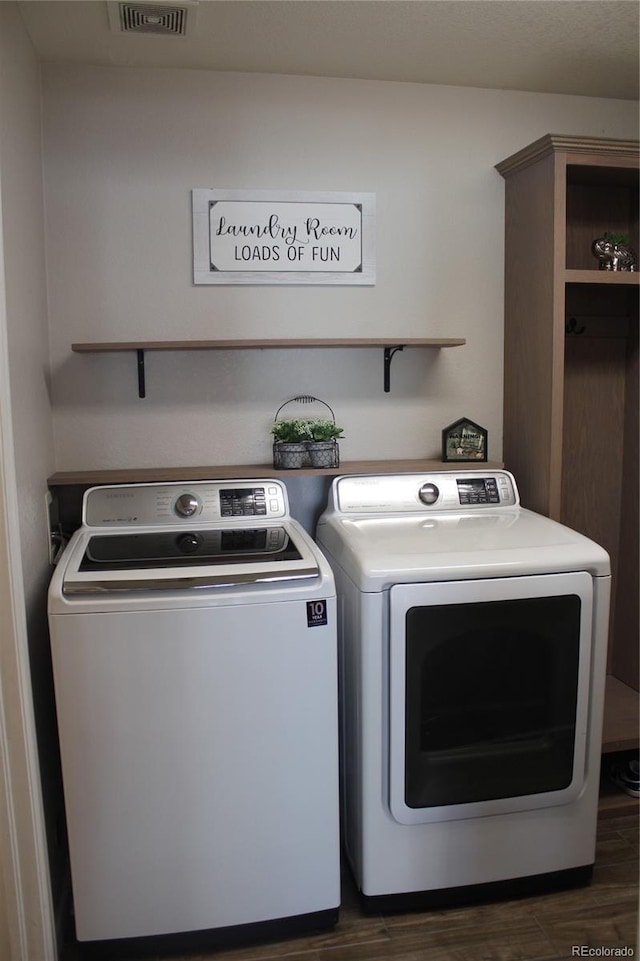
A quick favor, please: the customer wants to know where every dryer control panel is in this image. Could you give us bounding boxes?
[456,475,506,505]
[83,480,289,527]
[334,471,518,513]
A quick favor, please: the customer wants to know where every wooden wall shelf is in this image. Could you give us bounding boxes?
[48,458,503,487]
[70,338,466,397]
[71,338,467,351]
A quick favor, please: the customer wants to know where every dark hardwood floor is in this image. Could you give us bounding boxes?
[143,811,638,961]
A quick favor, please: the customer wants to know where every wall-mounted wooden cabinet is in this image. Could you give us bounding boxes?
[497,135,639,812]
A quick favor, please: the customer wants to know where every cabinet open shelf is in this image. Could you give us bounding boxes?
[598,775,638,819]
[602,675,640,755]
[600,676,639,818]
[565,270,639,285]
[70,338,466,397]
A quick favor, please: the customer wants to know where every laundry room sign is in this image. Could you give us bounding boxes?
[192,189,376,285]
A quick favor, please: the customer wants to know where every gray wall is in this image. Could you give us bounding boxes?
[42,65,638,474]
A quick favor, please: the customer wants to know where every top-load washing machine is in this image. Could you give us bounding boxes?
[48,479,340,948]
[316,470,611,909]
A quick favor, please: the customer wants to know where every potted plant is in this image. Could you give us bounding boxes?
[271,418,313,469]
[271,396,344,469]
[306,418,344,468]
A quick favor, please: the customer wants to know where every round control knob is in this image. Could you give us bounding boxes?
[174,493,200,518]
[176,533,201,554]
[418,482,440,505]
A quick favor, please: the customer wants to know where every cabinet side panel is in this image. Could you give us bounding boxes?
[561,332,626,678]
[502,156,557,514]
[612,315,639,691]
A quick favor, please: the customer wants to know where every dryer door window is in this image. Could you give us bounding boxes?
[388,572,594,825]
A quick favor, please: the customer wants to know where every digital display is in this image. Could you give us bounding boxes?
[220,487,267,517]
[456,477,500,505]
[457,479,487,494]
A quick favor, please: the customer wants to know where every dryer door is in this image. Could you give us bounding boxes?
[388,572,594,825]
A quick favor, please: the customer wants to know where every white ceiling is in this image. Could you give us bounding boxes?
[17,0,640,101]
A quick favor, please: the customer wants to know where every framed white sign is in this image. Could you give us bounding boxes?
[192,189,375,285]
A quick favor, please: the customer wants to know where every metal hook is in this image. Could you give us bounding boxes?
[565,317,586,336]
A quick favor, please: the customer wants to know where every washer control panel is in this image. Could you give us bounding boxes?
[83,480,288,527]
[456,476,503,505]
[219,487,268,518]
[334,471,518,514]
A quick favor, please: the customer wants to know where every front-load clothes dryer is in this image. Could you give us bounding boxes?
[316,470,611,910]
[48,480,340,949]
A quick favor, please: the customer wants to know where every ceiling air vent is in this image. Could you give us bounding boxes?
[108,2,197,36]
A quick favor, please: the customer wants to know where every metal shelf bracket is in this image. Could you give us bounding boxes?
[134,343,408,397]
[383,346,404,392]
[137,349,146,398]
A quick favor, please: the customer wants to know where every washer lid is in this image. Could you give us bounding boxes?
[60,523,320,595]
[316,508,610,590]
[79,526,301,570]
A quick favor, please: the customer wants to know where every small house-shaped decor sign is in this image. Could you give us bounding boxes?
[442,417,487,462]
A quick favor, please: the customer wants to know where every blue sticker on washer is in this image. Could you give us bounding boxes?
[307,600,328,627]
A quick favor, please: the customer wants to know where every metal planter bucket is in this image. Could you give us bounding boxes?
[307,440,340,468]
[273,442,310,470]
